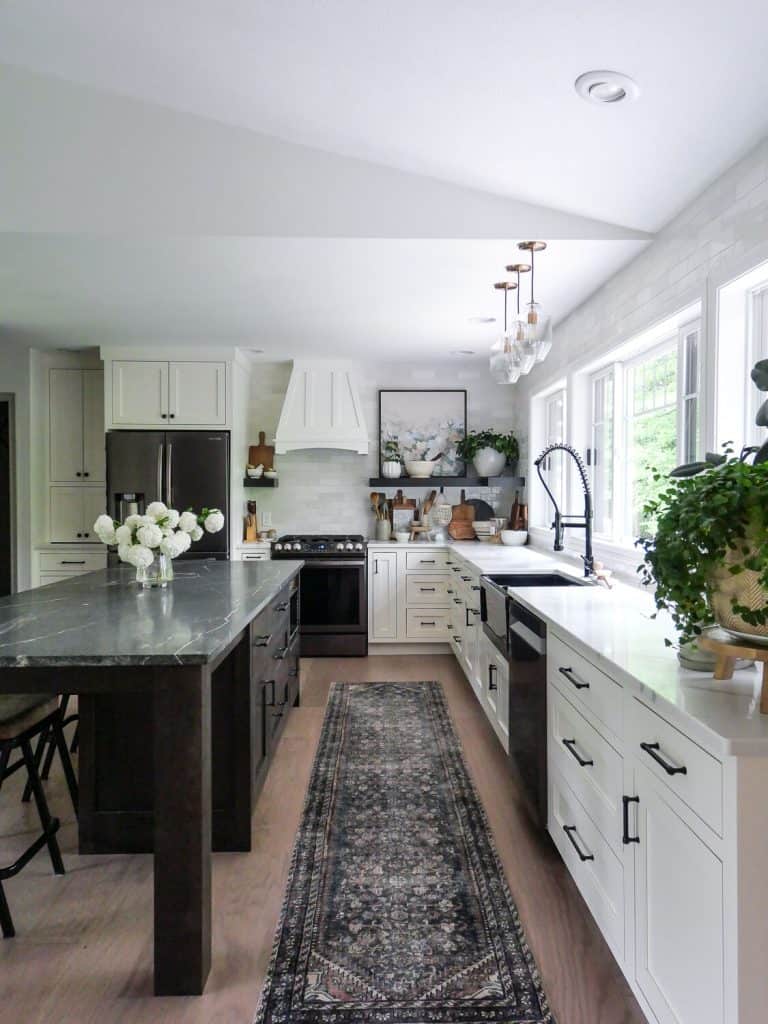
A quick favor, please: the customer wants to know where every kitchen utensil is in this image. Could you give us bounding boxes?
[264,469,278,479]
[394,531,411,543]
[248,431,275,471]
[422,489,437,519]
[510,490,521,530]
[466,498,494,521]
[405,460,437,478]
[371,492,381,519]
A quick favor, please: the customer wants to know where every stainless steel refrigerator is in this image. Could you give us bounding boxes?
[106,431,230,560]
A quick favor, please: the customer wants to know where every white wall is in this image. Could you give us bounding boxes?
[239,360,523,538]
[512,135,768,549]
[0,342,32,591]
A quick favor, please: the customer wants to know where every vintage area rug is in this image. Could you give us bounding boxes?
[255,681,554,1023]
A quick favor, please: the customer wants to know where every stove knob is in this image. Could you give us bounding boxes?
[336,542,345,551]
[293,542,302,551]
[274,543,283,551]
[345,542,354,550]
[354,542,364,551]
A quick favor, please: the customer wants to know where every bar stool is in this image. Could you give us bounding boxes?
[0,694,78,938]
[22,694,79,805]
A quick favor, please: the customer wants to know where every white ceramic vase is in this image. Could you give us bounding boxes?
[382,461,402,479]
[472,447,506,477]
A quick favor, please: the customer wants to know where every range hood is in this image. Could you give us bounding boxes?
[274,360,369,454]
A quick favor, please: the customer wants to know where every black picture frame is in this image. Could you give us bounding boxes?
[378,388,468,477]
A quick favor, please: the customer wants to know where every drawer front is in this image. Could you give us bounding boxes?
[549,767,625,959]
[406,608,451,639]
[241,551,269,561]
[406,574,451,605]
[38,549,106,572]
[549,684,623,853]
[629,698,723,836]
[405,550,449,571]
[548,633,623,739]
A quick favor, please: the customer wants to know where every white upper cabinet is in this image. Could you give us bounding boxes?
[274,360,368,453]
[112,361,168,425]
[168,361,226,425]
[110,359,226,427]
[49,368,105,483]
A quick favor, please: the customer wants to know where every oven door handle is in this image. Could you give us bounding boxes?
[300,559,366,569]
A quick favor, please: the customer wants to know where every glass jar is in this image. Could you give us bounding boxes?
[135,552,174,588]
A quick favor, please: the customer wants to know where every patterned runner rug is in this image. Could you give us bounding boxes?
[255,681,554,1023]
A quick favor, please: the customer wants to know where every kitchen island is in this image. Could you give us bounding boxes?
[0,560,302,997]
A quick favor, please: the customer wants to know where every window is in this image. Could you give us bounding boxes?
[750,286,768,427]
[539,388,566,520]
[587,317,701,546]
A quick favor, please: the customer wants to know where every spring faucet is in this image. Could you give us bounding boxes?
[534,443,595,578]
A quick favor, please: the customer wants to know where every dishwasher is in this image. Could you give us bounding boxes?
[481,572,585,829]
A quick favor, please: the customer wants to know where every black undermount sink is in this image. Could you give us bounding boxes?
[484,572,589,588]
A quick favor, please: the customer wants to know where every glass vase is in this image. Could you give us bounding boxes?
[135,552,174,588]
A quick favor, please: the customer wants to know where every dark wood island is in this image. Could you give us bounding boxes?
[0,559,302,996]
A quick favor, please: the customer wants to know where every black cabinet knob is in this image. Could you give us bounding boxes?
[83,471,89,477]
[161,413,167,419]
[76,471,82,477]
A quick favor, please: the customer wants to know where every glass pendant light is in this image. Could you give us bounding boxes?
[490,282,523,383]
[504,262,537,374]
[516,241,553,363]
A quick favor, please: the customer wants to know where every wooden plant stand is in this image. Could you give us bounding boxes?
[699,631,768,714]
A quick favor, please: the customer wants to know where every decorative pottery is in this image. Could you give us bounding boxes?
[382,460,402,479]
[404,460,437,478]
[472,447,506,477]
[394,531,411,543]
[375,519,392,541]
[501,530,528,546]
[710,538,768,641]
[136,552,173,589]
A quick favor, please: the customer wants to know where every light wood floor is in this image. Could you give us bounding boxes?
[0,656,645,1024]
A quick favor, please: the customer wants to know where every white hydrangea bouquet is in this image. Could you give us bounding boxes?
[93,502,225,587]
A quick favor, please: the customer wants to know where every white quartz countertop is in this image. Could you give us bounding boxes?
[367,539,768,755]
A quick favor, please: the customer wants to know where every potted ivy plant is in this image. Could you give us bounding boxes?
[456,429,519,478]
[381,437,403,479]
[638,359,768,646]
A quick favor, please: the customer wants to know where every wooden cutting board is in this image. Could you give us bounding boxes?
[248,431,275,470]
[451,489,475,523]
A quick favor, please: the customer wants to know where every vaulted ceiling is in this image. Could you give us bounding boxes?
[2,1,767,358]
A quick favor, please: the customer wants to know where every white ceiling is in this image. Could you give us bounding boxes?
[1,1,767,355]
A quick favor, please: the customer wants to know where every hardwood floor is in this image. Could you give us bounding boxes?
[0,656,646,1023]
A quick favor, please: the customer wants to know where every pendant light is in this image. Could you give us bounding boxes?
[517,240,552,363]
[490,282,523,384]
[504,262,537,375]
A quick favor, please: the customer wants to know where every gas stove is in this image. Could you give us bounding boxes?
[272,534,366,558]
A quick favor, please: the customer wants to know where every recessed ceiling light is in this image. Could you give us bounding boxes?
[450,349,475,357]
[575,70,638,105]
[468,316,496,324]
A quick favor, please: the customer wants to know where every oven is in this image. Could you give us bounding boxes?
[296,560,367,657]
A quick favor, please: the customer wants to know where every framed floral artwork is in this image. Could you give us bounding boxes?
[378,389,467,476]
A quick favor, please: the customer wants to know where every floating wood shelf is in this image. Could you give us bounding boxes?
[243,477,279,487]
[367,476,526,489]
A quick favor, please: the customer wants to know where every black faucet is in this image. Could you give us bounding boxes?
[534,443,595,578]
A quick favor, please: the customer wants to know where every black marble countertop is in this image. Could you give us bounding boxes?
[0,560,303,667]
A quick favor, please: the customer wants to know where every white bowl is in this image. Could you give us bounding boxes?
[393,532,411,543]
[472,522,493,534]
[501,530,528,546]
[404,460,436,478]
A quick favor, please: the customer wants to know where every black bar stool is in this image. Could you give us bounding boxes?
[22,694,79,806]
[0,694,78,938]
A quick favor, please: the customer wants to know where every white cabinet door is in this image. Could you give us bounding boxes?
[112,361,168,425]
[370,552,397,640]
[49,369,84,482]
[82,487,106,539]
[168,361,226,425]
[82,369,105,482]
[634,764,724,1024]
[50,487,86,542]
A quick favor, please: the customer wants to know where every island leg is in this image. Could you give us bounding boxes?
[153,664,212,995]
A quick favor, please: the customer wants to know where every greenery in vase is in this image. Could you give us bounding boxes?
[456,429,519,465]
[637,453,768,645]
[382,438,402,462]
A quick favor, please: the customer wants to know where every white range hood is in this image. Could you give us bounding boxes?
[274,360,369,454]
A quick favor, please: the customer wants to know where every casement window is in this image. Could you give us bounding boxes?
[538,388,566,524]
[750,285,768,427]
[587,320,701,545]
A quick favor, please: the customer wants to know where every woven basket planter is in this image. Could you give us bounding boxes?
[709,536,768,639]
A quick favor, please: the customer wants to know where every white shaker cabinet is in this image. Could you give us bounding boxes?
[633,764,724,1024]
[369,551,398,641]
[110,359,227,427]
[49,368,105,483]
[50,486,105,543]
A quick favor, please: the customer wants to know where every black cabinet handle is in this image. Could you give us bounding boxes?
[420,559,436,564]
[253,633,272,647]
[60,560,86,565]
[452,567,461,572]
[161,413,167,418]
[622,795,640,845]
[488,663,498,691]
[446,588,454,594]
[640,741,687,776]
[453,597,462,604]
[76,532,82,538]
[169,413,176,419]
[264,679,276,705]
[562,738,594,767]
[461,575,471,581]
[276,602,289,611]
[452,635,462,644]
[420,620,436,626]
[273,647,288,660]
[563,825,594,862]
[83,471,90,477]
[465,607,472,627]
[419,587,436,592]
[471,585,481,591]
[83,532,90,538]
[76,471,82,477]
[559,666,589,690]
